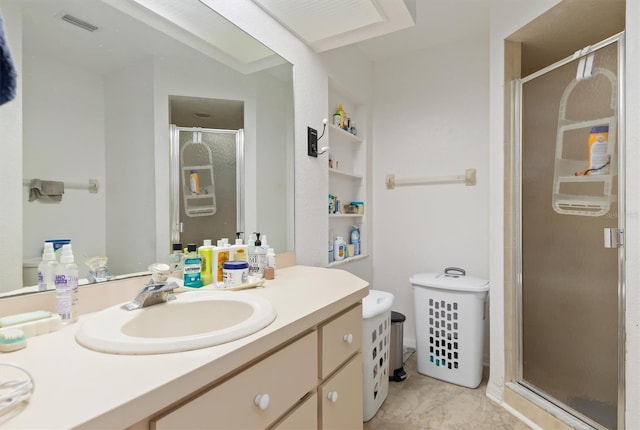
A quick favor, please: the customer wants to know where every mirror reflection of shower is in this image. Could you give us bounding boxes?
[170,96,244,249]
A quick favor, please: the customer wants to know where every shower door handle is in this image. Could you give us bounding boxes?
[603,228,624,248]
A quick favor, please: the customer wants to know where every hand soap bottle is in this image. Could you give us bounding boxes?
[230,233,247,261]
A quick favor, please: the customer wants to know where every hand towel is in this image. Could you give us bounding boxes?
[29,179,64,202]
[0,13,17,106]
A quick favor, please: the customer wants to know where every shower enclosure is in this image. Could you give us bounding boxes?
[515,34,624,430]
[170,125,244,247]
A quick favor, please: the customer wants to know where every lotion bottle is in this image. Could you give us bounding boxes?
[37,242,57,291]
[212,240,230,282]
[230,234,247,261]
[55,244,78,324]
[334,236,346,261]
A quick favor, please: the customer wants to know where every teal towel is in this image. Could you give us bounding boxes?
[29,179,64,202]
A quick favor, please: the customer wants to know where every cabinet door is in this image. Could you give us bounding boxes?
[320,353,363,430]
[273,392,317,430]
[320,305,362,379]
[151,331,317,430]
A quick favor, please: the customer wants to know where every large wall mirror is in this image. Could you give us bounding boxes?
[2,0,294,295]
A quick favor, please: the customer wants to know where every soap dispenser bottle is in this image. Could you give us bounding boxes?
[55,244,78,324]
[38,241,57,291]
[230,232,247,261]
[249,232,267,278]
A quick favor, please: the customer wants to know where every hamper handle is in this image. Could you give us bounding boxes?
[444,267,466,276]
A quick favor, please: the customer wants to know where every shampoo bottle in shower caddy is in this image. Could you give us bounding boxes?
[55,244,79,324]
[183,243,203,288]
[38,241,58,291]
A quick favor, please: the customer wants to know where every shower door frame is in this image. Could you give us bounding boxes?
[513,32,626,430]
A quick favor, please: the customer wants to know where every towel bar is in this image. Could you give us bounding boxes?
[386,169,476,189]
[23,179,99,193]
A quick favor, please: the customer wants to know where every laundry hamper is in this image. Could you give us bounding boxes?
[362,289,394,421]
[410,267,489,388]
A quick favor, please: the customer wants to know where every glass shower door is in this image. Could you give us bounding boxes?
[517,37,623,430]
[170,126,244,248]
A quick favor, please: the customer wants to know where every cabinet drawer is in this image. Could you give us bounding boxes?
[320,304,362,379]
[273,392,317,430]
[319,353,363,429]
[152,331,317,430]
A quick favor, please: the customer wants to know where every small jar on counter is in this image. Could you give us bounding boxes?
[223,261,249,287]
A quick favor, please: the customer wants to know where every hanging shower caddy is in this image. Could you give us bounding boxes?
[552,67,617,217]
[181,132,216,217]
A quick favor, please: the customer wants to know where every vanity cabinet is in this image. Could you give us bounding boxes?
[318,304,364,428]
[152,331,318,430]
[328,82,368,267]
[149,303,363,430]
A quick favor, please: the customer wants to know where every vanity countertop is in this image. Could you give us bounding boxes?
[0,265,369,430]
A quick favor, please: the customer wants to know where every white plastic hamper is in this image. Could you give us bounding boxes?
[410,268,489,388]
[361,289,394,422]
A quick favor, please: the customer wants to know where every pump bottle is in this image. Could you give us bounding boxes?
[249,232,267,278]
[55,244,78,324]
[37,242,57,291]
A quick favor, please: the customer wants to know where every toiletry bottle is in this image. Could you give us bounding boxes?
[267,247,276,274]
[334,236,346,261]
[334,104,346,128]
[198,239,214,285]
[189,170,200,195]
[249,232,267,278]
[37,241,57,291]
[169,243,183,272]
[55,244,78,324]
[350,225,360,256]
[213,239,230,282]
[230,233,247,261]
[183,243,203,288]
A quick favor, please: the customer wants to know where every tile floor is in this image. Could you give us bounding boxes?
[363,353,531,430]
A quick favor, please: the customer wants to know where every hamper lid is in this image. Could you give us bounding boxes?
[362,289,394,318]
[410,267,489,292]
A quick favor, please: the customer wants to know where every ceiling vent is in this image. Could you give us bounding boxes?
[60,14,99,32]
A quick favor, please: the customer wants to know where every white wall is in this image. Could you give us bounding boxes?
[104,59,155,275]
[371,35,490,353]
[22,44,107,281]
[0,1,24,291]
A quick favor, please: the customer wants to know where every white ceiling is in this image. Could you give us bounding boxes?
[250,0,490,60]
[354,0,490,60]
[251,0,416,52]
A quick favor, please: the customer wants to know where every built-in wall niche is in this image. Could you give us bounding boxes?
[507,0,625,77]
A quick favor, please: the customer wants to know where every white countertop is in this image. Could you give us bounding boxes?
[0,266,369,429]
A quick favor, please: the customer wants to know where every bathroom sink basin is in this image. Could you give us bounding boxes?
[75,290,276,354]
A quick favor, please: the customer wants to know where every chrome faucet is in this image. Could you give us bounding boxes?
[122,281,178,311]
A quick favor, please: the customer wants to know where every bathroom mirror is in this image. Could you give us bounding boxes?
[2,0,294,295]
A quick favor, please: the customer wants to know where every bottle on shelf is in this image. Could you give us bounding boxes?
[334,236,346,262]
[351,225,361,256]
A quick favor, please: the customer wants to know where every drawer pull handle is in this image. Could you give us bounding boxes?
[343,333,353,344]
[254,393,270,410]
[327,391,339,403]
